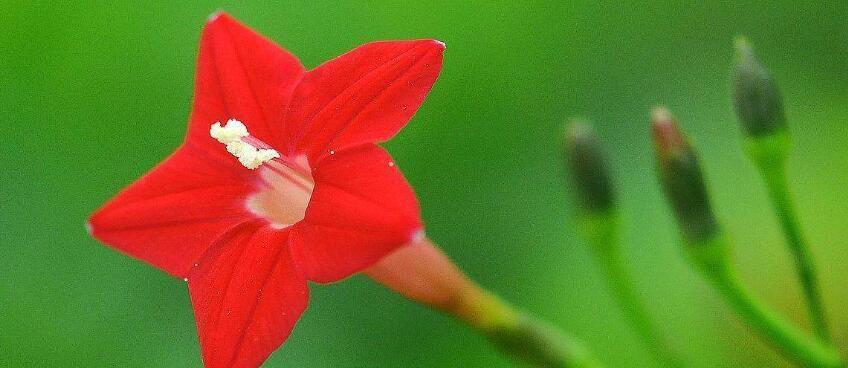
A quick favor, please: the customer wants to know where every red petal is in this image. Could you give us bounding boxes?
[91,13,307,277]
[290,145,423,283]
[188,12,305,155]
[88,145,255,277]
[189,221,307,368]
[283,40,444,161]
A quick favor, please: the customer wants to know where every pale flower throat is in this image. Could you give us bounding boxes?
[210,119,314,229]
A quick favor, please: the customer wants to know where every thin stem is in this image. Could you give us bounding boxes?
[579,214,683,367]
[596,249,684,368]
[692,237,842,368]
[756,158,831,343]
[477,294,605,368]
[366,239,605,368]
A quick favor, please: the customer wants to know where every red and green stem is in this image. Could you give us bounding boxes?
[366,238,604,368]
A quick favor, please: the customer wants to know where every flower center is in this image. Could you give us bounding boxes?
[247,160,314,229]
[211,119,314,229]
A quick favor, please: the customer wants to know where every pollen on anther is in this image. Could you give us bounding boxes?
[211,119,248,144]
[210,119,280,170]
[388,161,395,167]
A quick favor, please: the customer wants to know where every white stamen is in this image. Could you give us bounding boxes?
[210,119,279,170]
[210,119,248,144]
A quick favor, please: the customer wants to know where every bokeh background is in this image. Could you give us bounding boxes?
[2,1,846,367]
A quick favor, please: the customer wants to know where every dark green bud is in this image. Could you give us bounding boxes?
[651,108,719,243]
[732,37,787,137]
[564,120,616,214]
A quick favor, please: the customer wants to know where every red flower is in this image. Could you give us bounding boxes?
[88,12,444,368]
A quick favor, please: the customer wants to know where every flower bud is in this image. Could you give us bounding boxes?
[732,37,787,138]
[564,120,616,214]
[651,108,719,243]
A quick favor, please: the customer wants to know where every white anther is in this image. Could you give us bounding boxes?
[210,119,249,144]
[210,119,279,170]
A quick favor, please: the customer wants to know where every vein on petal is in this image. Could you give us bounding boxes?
[96,214,248,232]
[322,46,441,155]
[313,169,410,216]
[112,182,246,208]
[221,21,274,143]
[289,42,426,152]
[224,230,292,367]
[191,220,260,363]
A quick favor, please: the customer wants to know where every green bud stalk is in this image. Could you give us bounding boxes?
[687,235,842,368]
[651,108,842,367]
[565,120,682,367]
[732,38,834,344]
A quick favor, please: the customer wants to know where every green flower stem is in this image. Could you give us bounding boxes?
[595,251,683,368]
[689,235,842,368]
[746,133,832,343]
[474,292,605,368]
[366,239,604,368]
[578,213,683,368]
[761,162,830,342]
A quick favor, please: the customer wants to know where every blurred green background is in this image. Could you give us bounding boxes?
[2,1,846,367]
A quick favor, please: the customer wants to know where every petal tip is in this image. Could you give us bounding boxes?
[431,39,446,51]
[410,228,426,244]
[206,10,228,24]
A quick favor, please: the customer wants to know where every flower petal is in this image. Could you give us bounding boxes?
[88,145,254,277]
[91,12,307,278]
[290,145,423,283]
[283,40,444,161]
[188,12,305,155]
[189,221,307,368]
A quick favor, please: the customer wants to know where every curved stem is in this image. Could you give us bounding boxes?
[756,159,831,343]
[366,239,604,368]
[596,250,683,368]
[692,237,842,368]
[579,214,683,367]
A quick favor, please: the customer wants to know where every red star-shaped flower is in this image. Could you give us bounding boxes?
[88,12,444,368]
